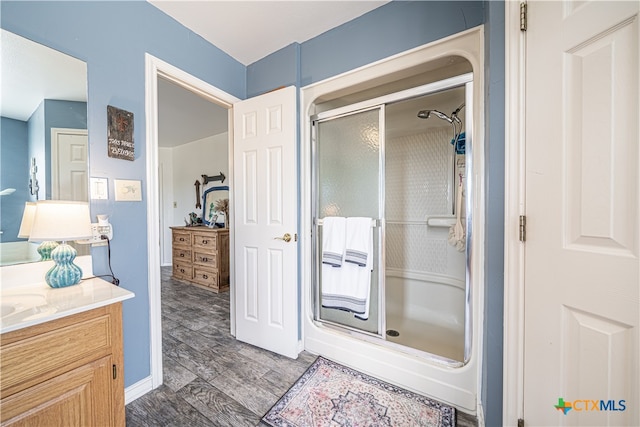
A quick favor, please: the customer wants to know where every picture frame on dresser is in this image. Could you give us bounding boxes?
[202,185,229,227]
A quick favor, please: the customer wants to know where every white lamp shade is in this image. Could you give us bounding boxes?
[28,201,92,242]
[17,202,37,238]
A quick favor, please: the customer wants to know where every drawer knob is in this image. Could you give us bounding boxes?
[203,274,208,279]
[180,269,185,273]
[202,240,208,244]
[202,257,209,262]
[180,253,185,257]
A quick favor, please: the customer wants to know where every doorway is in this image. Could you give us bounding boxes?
[144,54,240,393]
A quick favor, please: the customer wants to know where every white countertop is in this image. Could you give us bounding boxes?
[1,277,134,334]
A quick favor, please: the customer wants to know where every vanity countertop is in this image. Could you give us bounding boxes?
[0,278,134,335]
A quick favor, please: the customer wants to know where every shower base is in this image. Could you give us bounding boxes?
[385,311,464,362]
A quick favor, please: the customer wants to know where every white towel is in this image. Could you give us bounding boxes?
[344,217,372,267]
[321,217,373,319]
[321,217,346,267]
[354,228,373,320]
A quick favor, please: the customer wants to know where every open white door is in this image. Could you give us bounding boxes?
[233,86,299,358]
[523,2,639,426]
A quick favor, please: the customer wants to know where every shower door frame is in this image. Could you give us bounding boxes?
[311,105,387,338]
[310,72,474,365]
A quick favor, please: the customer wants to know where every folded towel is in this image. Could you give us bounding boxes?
[344,217,372,267]
[321,217,346,267]
[354,229,373,320]
[321,217,373,320]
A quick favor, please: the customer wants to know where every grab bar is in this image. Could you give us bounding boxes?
[426,216,457,227]
[315,218,380,227]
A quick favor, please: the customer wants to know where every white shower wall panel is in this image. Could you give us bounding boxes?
[386,127,465,280]
[385,127,452,220]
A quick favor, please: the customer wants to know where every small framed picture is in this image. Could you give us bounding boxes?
[114,179,142,201]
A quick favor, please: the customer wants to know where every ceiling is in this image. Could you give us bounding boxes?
[148,1,389,66]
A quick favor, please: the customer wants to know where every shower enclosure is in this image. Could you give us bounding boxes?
[312,73,472,365]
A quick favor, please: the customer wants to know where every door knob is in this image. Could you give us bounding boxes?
[274,233,292,243]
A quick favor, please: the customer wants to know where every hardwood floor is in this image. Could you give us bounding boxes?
[125,267,477,426]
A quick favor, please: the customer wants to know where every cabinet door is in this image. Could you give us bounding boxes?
[1,356,114,426]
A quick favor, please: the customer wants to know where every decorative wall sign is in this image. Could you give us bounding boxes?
[107,105,134,161]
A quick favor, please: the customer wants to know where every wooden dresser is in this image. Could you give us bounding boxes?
[170,226,230,292]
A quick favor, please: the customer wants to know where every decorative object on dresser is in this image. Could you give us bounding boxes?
[171,226,229,293]
[202,185,229,228]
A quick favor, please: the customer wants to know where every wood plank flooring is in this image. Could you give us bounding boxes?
[125,267,477,426]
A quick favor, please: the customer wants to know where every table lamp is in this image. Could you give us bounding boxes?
[17,201,59,260]
[28,201,92,288]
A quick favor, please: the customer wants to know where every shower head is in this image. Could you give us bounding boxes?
[417,109,453,123]
[450,103,465,124]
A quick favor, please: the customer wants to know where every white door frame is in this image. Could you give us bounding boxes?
[144,53,240,395]
[503,2,526,425]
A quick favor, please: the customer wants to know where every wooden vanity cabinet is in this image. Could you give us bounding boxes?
[171,226,229,292]
[0,303,125,427]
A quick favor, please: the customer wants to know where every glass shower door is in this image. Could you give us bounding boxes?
[313,107,383,335]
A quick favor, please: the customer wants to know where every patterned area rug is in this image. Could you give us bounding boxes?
[261,356,455,427]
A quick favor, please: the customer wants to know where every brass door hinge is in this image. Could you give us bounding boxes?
[519,215,526,242]
[520,2,527,31]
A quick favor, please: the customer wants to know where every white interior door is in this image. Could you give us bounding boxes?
[233,86,299,358]
[524,1,639,426]
[51,128,88,201]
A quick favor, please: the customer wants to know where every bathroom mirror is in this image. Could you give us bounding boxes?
[0,29,88,266]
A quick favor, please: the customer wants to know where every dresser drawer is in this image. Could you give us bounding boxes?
[173,248,191,261]
[172,260,192,280]
[193,250,217,268]
[192,266,218,288]
[192,232,217,250]
[172,231,191,247]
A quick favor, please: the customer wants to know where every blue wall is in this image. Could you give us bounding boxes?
[0,117,29,242]
[1,0,246,388]
[248,1,485,96]
[483,2,505,426]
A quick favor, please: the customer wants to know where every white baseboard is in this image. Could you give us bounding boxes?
[125,376,154,404]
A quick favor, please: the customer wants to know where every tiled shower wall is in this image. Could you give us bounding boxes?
[385,127,454,275]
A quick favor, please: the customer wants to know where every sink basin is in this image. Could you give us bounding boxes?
[0,294,49,321]
[1,304,16,317]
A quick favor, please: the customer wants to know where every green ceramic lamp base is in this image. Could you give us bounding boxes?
[37,240,59,261]
[45,243,83,288]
